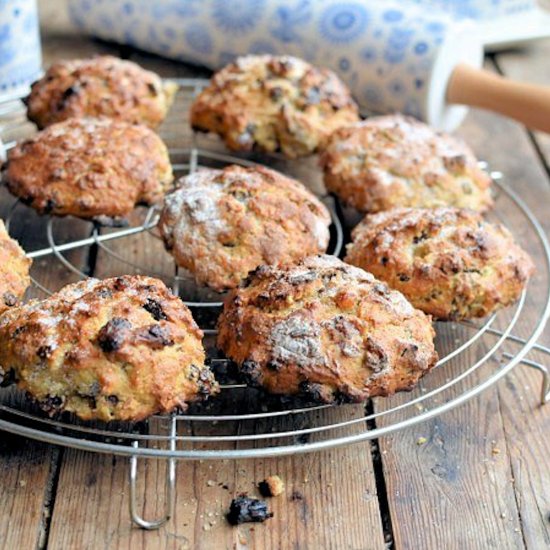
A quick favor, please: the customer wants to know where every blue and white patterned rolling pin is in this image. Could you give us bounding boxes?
[0,0,42,102]
[68,0,485,131]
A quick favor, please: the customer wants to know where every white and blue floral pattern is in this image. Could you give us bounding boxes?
[0,0,41,98]
[211,0,266,34]
[318,3,370,44]
[269,1,311,43]
[67,0,486,129]
[184,24,214,55]
[409,0,535,19]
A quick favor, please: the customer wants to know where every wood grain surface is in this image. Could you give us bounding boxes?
[0,2,549,549]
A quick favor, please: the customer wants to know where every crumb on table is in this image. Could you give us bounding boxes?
[258,475,285,497]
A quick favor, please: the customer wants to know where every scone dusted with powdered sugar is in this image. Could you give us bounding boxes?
[158,165,331,292]
[3,117,173,221]
[345,207,535,320]
[320,114,493,213]
[190,55,359,158]
[0,275,219,421]
[217,255,437,403]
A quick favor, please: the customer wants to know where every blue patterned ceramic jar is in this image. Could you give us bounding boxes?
[0,0,42,101]
[68,0,483,131]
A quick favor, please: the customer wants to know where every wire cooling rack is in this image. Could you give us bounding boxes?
[0,79,549,529]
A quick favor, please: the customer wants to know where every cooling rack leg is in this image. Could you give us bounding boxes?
[502,352,550,406]
[462,323,550,407]
[128,416,177,529]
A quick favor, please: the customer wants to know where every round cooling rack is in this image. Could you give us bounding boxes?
[0,78,549,529]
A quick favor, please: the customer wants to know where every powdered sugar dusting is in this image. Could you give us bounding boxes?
[162,170,228,245]
[381,286,415,317]
[303,255,374,283]
[270,315,325,368]
[313,217,330,250]
[7,278,102,352]
[322,316,362,358]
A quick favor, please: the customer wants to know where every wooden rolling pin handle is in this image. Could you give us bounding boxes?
[447,63,550,133]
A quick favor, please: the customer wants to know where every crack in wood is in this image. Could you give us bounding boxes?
[365,400,395,549]
[37,447,63,550]
[83,226,100,277]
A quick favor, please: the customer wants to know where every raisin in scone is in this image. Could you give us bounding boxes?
[3,118,173,220]
[345,207,534,320]
[217,255,437,402]
[0,220,31,314]
[159,165,331,292]
[320,114,493,213]
[0,275,218,421]
[26,55,177,129]
[190,55,359,158]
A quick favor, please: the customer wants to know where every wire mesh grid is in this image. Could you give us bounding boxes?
[0,78,549,466]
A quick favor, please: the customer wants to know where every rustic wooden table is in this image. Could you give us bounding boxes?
[1,3,550,550]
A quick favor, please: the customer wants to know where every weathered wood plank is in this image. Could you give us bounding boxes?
[479,52,550,549]
[0,435,58,550]
[375,352,524,550]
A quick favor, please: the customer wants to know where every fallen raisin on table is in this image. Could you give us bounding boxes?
[226,496,273,525]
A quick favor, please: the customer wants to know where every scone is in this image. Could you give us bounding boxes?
[26,55,177,129]
[159,165,331,292]
[3,117,173,220]
[320,115,493,213]
[345,207,535,320]
[217,255,437,402]
[190,55,359,158]
[0,275,219,421]
[0,220,31,314]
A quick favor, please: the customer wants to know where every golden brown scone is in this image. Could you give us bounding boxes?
[159,165,331,292]
[0,275,219,421]
[345,207,535,321]
[26,55,177,129]
[320,114,493,213]
[217,255,437,403]
[3,117,173,220]
[190,55,359,158]
[0,220,31,314]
